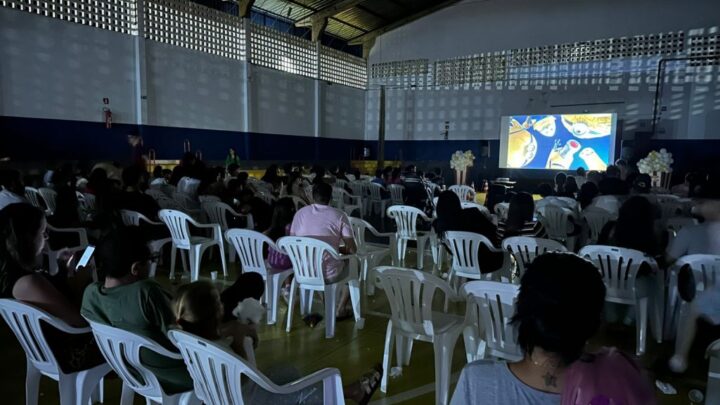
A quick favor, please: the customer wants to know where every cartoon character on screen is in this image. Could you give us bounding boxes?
[561,114,612,139]
[507,117,538,168]
[546,139,581,170]
[579,148,608,171]
[532,115,557,137]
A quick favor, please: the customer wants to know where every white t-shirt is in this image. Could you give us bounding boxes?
[0,189,26,211]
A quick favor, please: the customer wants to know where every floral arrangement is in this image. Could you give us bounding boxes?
[450,150,476,171]
[637,148,673,174]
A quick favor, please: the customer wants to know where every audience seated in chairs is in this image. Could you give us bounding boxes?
[265,198,296,273]
[433,190,505,274]
[496,192,545,240]
[0,168,26,210]
[236,188,273,231]
[174,281,382,404]
[598,165,629,196]
[0,203,104,373]
[577,182,599,210]
[450,253,654,405]
[290,182,357,320]
[598,196,667,258]
[402,164,427,210]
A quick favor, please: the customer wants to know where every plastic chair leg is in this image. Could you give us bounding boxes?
[119,382,135,405]
[58,374,78,405]
[324,285,338,339]
[189,247,202,282]
[265,274,276,325]
[169,246,177,279]
[217,242,228,278]
[433,333,459,405]
[25,361,41,405]
[636,298,649,356]
[416,237,427,270]
[397,239,407,266]
[286,279,297,333]
[347,278,364,327]
[381,320,394,393]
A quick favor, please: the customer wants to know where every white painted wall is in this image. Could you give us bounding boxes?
[0,7,366,140]
[0,7,136,123]
[366,0,720,141]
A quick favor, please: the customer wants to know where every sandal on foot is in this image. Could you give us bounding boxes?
[358,364,383,405]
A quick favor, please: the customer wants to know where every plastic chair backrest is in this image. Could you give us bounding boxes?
[24,187,44,209]
[449,185,475,201]
[345,174,356,182]
[146,189,168,201]
[666,217,698,233]
[445,231,495,277]
[81,193,96,211]
[502,236,567,276]
[387,205,429,239]
[38,187,57,213]
[177,177,201,195]
[159,209,193,249]
[579,245,655,298]
[198,195,221,203]
[376,266,454,336]
[462,281,522,361]
[349,217,370,250]
[335,179,348,189]
[87,319,177,401]
[201,201,236,231]
[225,229,275,277]
[675,255,720,293]
[277,237,339,287]
[348,181,367,197]
[331,187,348,208]
[538,204,571,240]
[0,299,70,378]
[255,191,275,206]
[120,209,151,226]
[290,196,307,211]
[367,183,386,200]
[495,203,509,220]
[388,184,404,204]
[582,206,614,243]
[461,202,490,216]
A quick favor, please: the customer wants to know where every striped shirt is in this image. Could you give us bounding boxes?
[496,220,545,241]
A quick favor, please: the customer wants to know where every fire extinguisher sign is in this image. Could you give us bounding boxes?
[102,97,112,128]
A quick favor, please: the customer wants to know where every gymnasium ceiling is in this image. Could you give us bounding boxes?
[249,0,460,44]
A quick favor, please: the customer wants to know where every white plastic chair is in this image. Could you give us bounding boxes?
[706,339,720,405]
[38,187,58,215]
[582,206,614,245]
[502,236,567,280]
[198,195,221,204]
[25,187,46,212]
[277,237,363,339]
[45,224,89,276]
[494,202,509,221]
[0,299,110,405]
[159,209,227,282]
[86,319,199,405]
[177,177,201,196]
[202,201,254,263]
[345,174,356,182]
[331,187,363,218]
[388,184,404,206]
[449,185,476,202]
[462,281,522,363]
[348,218,394,296]
[255,190,276,206]
[289,195,308,211]
[387,205,433,270]
[225,229,294,325]
[367,183,390,219]
[445,231,512,288]
[376,267,463,405]
[334,179,348,190]
[579,245,660,356]
[120,210,174,278]
[173,192,201,218]
[168,330,346,405]
[537,204,575,249]
[348,181,368,215]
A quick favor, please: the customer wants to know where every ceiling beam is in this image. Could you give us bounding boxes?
[237,0,255,18]
[311,17,329,42]
[295,0,367,27]
[348,0,460,45]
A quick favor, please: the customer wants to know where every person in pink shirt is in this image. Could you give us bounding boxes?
[290,182,357,318]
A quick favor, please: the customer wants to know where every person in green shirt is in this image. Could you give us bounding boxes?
[81,227,193,394]
[225,147,241,169]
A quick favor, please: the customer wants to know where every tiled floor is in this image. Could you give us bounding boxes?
[0,217,712,404]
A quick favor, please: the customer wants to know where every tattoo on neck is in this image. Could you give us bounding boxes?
[543,372,557,388]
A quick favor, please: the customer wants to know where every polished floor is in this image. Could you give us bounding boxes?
[0,235,712,404]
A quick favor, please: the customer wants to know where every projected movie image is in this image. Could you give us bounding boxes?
[500,113,616,171]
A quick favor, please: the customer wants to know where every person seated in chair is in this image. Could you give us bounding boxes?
[451,253,654,405]
[290,182,357,320]
[0,168,26,210]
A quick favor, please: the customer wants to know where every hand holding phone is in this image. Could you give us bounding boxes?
[76,246,95,270]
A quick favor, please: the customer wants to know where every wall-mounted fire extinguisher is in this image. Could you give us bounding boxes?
[102,98,112,129]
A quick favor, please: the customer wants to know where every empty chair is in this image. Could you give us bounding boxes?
[462,281,522,363]
[278,236,363,339]
[348,217,394,295]
[537,204,575,248]
[225,229,294,325]
[202,201,254,263]
[87,319,199,405]
[387,184,405,205]
[376,267,463,405]
[367,183,390,218]
[38,187,58,215]
[582,206,614,245]
[45,224,89,276]
[120,210,174,278]
[348,181,368,215]
[331,187,363,218]
[449,185,476,202]
[502,236,567,279]
[168,330,346,405]
[387,205,433,270]
[0,299,110,405]
[159,209,227,282]
[445,231,512,288]
[579,245,659,356]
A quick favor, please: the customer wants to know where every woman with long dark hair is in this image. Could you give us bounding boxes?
[264,197,296,271]
[598,196,665,256]
[497,192,545,240]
